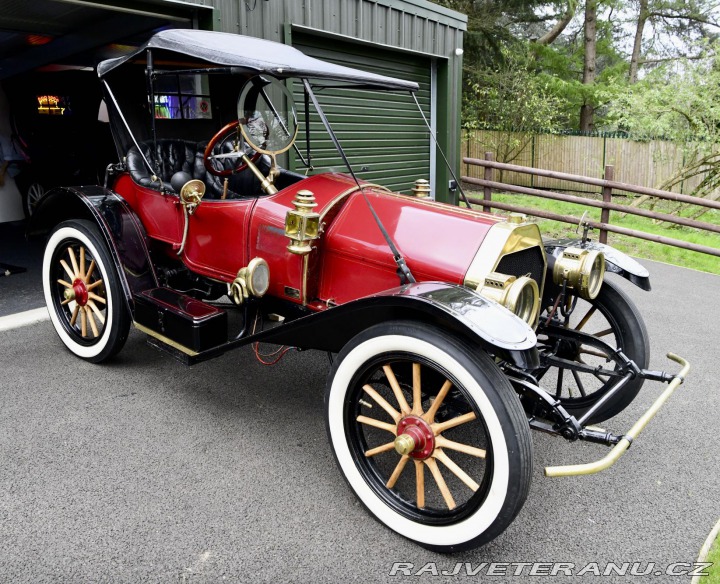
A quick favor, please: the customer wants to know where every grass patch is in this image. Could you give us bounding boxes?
[705,536,720,583]
[467,189,720,275]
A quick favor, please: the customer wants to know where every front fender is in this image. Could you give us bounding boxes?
[28,186,158,311]
[544,238,651,291]
[249,282,539,368]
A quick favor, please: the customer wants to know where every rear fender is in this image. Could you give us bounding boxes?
[544,238,651,291]
[252,282,539,369]
[28,186,158,312]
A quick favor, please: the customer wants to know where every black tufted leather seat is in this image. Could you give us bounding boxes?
[127,139,306,198]
[127,140,206,192]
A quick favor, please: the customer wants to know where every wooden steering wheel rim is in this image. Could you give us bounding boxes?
[203,120,261,177]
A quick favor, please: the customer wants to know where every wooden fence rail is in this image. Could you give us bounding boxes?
[463,130,719,198]
[462,153,720,258]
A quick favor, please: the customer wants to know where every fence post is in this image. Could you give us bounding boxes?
[483,152,494,213]
[600,165,613,244]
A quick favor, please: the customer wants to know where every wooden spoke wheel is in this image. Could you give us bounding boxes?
[536,278,650,424]
[325,322,532,552]
[43,220,130,363]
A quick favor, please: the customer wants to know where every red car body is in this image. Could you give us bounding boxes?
[114,171,499,310]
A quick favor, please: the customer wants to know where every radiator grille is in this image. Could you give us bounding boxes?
[495,246,546,288]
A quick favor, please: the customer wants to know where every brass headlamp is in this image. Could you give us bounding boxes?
[552,247,605,300]
[478,272,540,326]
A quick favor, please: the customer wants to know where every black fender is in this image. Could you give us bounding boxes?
[544,238,651,291]
[28,185,158,312]
[214,282,541,369]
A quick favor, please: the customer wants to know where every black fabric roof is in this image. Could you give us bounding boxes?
[97,29,419,92]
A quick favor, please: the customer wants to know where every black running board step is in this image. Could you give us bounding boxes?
[133,287,228,354]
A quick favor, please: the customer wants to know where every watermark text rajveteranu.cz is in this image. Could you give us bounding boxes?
[389,562,712,577]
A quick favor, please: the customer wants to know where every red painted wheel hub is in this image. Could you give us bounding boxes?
[397,416,435,460]
[72,278,89,306]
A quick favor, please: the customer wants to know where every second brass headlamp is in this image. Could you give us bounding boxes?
[552,247,605,300]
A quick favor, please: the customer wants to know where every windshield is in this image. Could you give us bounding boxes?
[237,76,297,154]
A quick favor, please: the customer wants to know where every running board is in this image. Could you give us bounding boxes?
[545,353,689,477]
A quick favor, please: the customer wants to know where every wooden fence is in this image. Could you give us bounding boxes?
[462,153,720,258]
[463,130,716,198]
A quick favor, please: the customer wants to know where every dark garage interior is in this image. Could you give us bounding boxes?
[0,0,210,315]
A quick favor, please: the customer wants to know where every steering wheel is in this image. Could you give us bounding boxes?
[203,120,261,177]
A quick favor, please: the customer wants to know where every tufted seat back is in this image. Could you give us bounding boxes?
[127,139,206,191]
[127,139,306,198]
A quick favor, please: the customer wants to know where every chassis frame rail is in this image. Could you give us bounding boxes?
[545,353,689,477]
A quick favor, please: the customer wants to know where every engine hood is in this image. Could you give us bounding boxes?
[251,173,512,308]
[317,182,503,305]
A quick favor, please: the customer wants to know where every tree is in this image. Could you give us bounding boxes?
[609,43,720,208]
[462,46,563,163]
[536,1,578,45]
[627,0,720,84]
[580,0,598,130]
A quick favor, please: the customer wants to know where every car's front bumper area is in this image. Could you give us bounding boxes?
[544,352,689,477]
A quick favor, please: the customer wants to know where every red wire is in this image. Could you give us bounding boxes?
[250,312,292,365]
[253,342,292,365]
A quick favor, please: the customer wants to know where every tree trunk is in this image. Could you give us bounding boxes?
[537,1,577,45]
[580,0,597,132]
[629,0,649,83]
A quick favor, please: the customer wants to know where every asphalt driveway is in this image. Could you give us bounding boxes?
[0,242,718,583]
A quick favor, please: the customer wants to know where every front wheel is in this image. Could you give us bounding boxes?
[325,321,532,552]
[43,220,130,362]
[537,278,650,424]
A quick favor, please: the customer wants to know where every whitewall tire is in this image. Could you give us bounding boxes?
[43,220,130,363]
[325,321,532,552]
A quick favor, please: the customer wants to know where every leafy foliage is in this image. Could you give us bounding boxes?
[608,43,720,200]
[462,46,563,162]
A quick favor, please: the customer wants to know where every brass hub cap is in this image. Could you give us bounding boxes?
[394,416,435,459]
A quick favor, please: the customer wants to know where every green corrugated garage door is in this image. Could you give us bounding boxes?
[291,33,432,195]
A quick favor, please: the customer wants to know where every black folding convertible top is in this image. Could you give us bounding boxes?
[97,29,419,92]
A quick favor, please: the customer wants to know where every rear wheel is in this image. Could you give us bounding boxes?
[43,220,130,362]
[325,321,532,552]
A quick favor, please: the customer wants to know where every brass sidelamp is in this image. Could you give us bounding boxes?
[285,189,321,255]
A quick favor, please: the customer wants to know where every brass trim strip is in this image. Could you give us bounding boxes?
[545,353,690,477]
[133,322,199,357]
[318,183,390,222]
[381,190,496,219]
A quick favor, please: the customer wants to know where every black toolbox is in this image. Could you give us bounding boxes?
[133,288,228,353]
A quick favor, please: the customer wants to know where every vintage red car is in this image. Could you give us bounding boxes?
[30,29,688,552]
